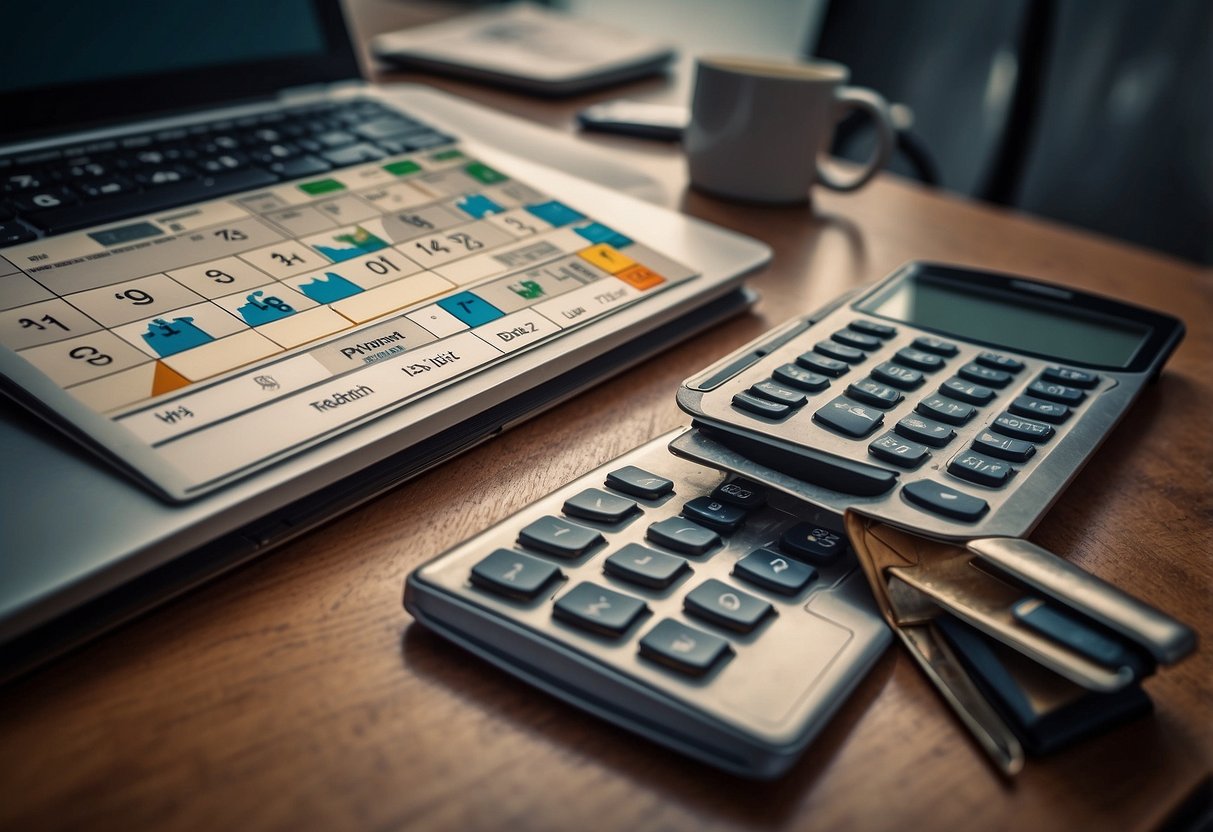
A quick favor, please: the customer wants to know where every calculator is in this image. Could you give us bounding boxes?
[676,262,1185,540]
[405,429,890,779]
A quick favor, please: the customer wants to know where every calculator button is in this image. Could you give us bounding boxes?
[749,380,808,408]
[470,549,562,600]
[940,377,995,406]
[846,379,903,408]
[976,351,1025,373]
[605,466,674,500]
[562,488,639,523]
[948,451,1015,487]
[518,516,604,558]
[870,361,924,390]
[958,362,1012,388]
[711,479,767,509]
[604,543,690,589]
[869,431,930,468]
[894,347,945,372]
[813,395,885,438]
[684,579,774,633]
[733,548,818,595]
[796,352,849,377]
[916,394,975,425]
[1041,366,1099,389]
[1028,379,1087,405]
[1008,395,1071,423]
[894,414,956,447]
[902,480,989,521]
[849,319,897,338]
[971,430,1037,463]
[553,582,649,637]
[832,329,881,351]
[772,363,830,392]
[639,619,731,675]
[681,496,747,534]
[991,412,1055,442]
[780,522,846,564]
[646,517,721,555]
[814,340,866,364]
[732,390,793,419]
[912,336,959,356]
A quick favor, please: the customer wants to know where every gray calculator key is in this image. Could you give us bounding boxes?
[733,548,818,595]
[604,543,690,589]
[562,488,638,523]
[553,581,648,637]
[470,549,563,600]
[684,579,774,633]
[1008,395,1071,423]
[814,339,866,364]
[796,352,849,377]
[912,335,959,356]
[871,361,924,390]
[780,522,846,564]
[605,466,674,499]
[1041,366,1099,389]
[958,362,1012,388]
[518,516,604,558]
[976,351,1024,373]
[772,363,830,392]
[849,319,896,338]
[895,414,955,447]
[894,347,945,371]
[990,412,1055,442]
[941,377,996,406]
[902,480,989,521]
[948,450,1015,487]
[813,395,885,438]
[732,390,793,419]
[846,378,903,408]
[972,430,1037,462]
[749,380,808,407]
[832,329,881,350]
[711,478,766,509]
[681,496,747,534]
[646,517,721,555]
[1028,379,1086,405]
[639,619,731,676]
[916,394,975,425]
[869,431,930,467]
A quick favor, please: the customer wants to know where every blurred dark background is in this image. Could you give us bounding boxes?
[812,0,1213,266]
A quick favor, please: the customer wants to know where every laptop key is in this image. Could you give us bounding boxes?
[0,221,36,246]
[24,168,280,234]
[269,155,332,179]
[322,143,386,167]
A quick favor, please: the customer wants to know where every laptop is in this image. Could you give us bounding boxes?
[0,0,769,677]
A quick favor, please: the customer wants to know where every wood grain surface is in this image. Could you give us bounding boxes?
[1,3,1210,829]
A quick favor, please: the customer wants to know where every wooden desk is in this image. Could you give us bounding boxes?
[2,6,1210,830]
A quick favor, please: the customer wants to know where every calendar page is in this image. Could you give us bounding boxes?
[0,143,698,498]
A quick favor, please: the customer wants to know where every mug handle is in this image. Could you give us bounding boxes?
[816,86,895,192]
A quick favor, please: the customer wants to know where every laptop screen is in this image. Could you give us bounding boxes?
[2,0,361,142]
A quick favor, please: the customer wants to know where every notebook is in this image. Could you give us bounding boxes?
[0,0,769,676]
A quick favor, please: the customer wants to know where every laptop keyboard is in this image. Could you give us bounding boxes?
[0,99,455,245]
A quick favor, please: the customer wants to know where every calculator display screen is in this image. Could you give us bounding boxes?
[857,272,1151,366]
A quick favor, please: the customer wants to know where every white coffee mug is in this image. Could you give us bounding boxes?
[685,56,895,203]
